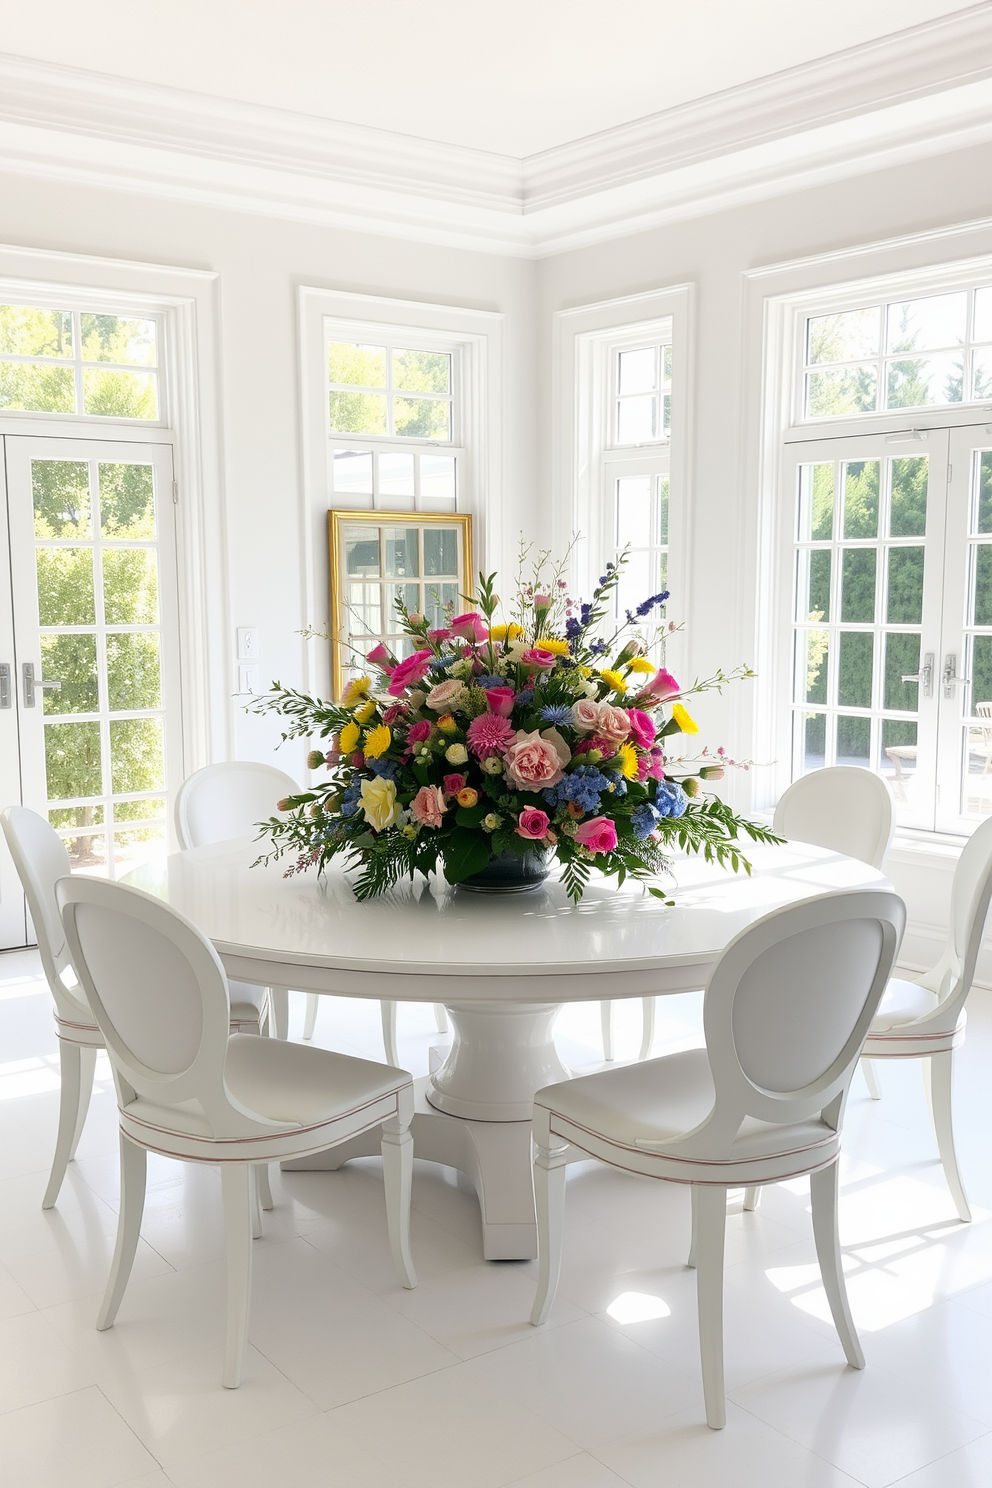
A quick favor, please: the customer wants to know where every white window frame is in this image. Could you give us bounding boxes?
[299,287,502,697]
[747,224,992,840]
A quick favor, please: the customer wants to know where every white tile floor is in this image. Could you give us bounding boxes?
[2,950,992,1488]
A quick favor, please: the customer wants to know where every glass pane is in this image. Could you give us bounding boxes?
[971,636,992,708]
[98,463,155,538]
[805,365,877,417]
[113,822,167,874]
[618,347,657,394]
[800,630,829,705]
[328,343,386,387]
[977,452,992,534]
[798,463,834,541]
[379,453,415,500]
[32,460,90,538]
[346,582,381,635]
[880,719,918,792]
[345,529,380,577]
[801,549,831,621]
[82,369,158,419]
[332,448,373,495]
[103,550,159,625]
[837,715,870,765]
[976,286,992,343]
[36,549,95,626]
[0,362,75,413]
[0,304,72,357]
[840,549,875,623]
[658,475,669,543]
[393,349,449,395]
[975,348,992,401]
[40,634,98,715]
[45,721,102,800]
[806,307,880,364]
[972,546,992,626]
[109,718,165,795]
[114,797,165,824]
[107,633,161,711]
[802,713,826,773]
[424,583,458,630]
[50,804,104,830]
[64,831,108,870]
[662,393,671,439]
[328,390,386,435]
[963,721,992,818]
[842,461,879,538]
[886,292,967,353]
[423,526,458,577]
[886,547,925,624]
[384,583,420,626]
[890,456,928,536]
[393,396,450,440]
[616,476,652,549]
[838,632,873,709]
[663,345,672,382]
[883,633,920,711]
[616,395,656,444]
[382,526,419,578]
[80,314,156,366]
[420,453,456,503]
[885,356,964,409]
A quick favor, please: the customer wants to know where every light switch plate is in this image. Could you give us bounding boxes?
[237,627,258,661]
[237,664,258,694]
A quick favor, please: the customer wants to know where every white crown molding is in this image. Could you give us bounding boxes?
[3,6,992,258]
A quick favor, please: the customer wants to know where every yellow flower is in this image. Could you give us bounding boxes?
[599,668,627,693]
[353,698,376,724]
[359,776,400,832]
[671,703,699,735]
[490,623,525,642]
[627,656,654,675]
[536,637,570,656]
[576,665,592,678]
[363,723,392,759]
[436,713,458,734]
[338,720,360,753]
[343,675,371,707]
[617,742,640,780]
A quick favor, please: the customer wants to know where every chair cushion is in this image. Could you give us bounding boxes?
[869,977,937,1033]
[537,1048,833,1163]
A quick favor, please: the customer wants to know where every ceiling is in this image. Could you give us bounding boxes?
[0,0,978,158]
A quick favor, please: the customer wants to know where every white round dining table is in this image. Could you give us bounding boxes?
[126,837,888,1259]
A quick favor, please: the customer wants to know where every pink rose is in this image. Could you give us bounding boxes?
[516,807,550,840]
[443,772,466,795]
[366,642,392,668]
[450,611,488,643]
[626,708,656,749]
[387,649,432,696]
[503,728,570,790]
[574,815,618,854]
[410,785,447,828]
[640,667,680,702]
[520,648,557,671]
[382,703,407,726]
[596,705,631,744]
[484,686,515,718]
[425,678,466,711]
[570,697,602,733]
[428,628,451,642]
[467,710,515,759]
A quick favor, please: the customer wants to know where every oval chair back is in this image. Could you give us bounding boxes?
[1,805,91,1025]
[175,762,299,850]
[773,766,895,870]
[923,812,992,1032]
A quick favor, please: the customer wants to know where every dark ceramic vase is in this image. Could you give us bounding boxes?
[456,844,554,893]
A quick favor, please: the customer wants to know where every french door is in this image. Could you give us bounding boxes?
[0,435,183,947]
[785,421,992,835]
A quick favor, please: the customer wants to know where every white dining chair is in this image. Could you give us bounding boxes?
[858,812,992,1222]
[57,874,416,1388]
[531,888,905,1430]
[1,805,275,1211]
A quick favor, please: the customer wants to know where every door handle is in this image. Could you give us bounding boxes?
[943,654,972,700]
[0,663,10,709]
[901,652,934,698]
[22,662,64,709]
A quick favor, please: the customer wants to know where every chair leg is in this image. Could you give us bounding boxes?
[862,1057,882,1100]
[43,1042,88,1210]
[220,1164,254,1388]
[810,1160,864,1368]
[302,993,319,1041]
[270,988,289,1040]
[249,1168,263,1239]
[381,1119,417,1289]
[255,1163,274,1212]
[68,1046,97,1161]
[97,1134,147,1331]
[743,1186,761,1211]
[433,1003,448,1034]
[694,1184,729,1430]
[381,1001,400,1067]
[928,1053,971,1222]
[638,997,656,1061]
[531,1143,568,1325]
[600,1001,615,1062]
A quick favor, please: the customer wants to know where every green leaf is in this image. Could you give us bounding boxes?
[441,829,493,884]
[455,803,488,829]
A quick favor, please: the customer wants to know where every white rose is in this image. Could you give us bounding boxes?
[359,776,401,832]
[426,678,467,712]
[445,743,469,765]
[481,755,504,775]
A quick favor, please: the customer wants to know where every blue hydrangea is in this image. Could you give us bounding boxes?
[631,802,659,838]
[516,688,534,705]
[654,780,688,819]
[340,783,363,817]
[606,774,628,797]
[368,756,399,780]
[544,765,611,813]
[475,674,505,690]
[428,656,455,676]
[540,704,573,725]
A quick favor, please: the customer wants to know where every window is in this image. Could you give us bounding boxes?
[0,303,161,420]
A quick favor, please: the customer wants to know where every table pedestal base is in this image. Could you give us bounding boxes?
[281,1076,540,1259]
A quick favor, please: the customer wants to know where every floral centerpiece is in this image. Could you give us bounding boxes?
[250,551,778,902]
